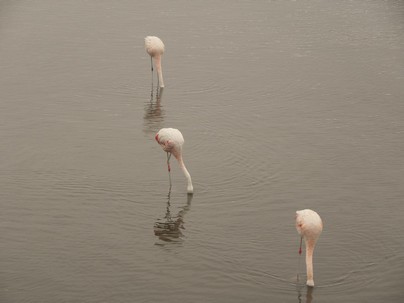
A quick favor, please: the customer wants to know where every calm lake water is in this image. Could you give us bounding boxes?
[1,1,403,302]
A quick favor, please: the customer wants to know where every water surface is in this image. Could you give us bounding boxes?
[1,1,403,302]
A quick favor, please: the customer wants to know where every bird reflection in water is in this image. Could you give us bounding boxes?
[154,189,192,243]
[143,85,164,136]
[297,284,313,303]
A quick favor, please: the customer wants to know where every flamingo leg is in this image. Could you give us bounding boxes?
[166,152,172,172]
[297,236,303,282]
[167,152,172,188]
[150,57,154,87]
[299,236,303,255]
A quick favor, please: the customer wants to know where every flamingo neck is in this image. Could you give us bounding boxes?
[177,156,193,194]
[154,55,164,88]
[305,239,316,287]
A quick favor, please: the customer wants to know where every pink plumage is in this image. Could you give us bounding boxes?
[145,36,165,88]
[155,128,193,194]
[296,209,323,287]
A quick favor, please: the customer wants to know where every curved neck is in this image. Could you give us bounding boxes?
[154,55,164,88]
[177,156,193,193]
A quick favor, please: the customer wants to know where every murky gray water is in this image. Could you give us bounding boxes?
[1,1,404,302]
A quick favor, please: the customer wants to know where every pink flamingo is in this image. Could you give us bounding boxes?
[296,209,323,287]
[155,128,193,194]
[144,36,165,88]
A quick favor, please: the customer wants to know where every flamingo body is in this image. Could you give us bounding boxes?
[145,36,165,88]
[155,128,193,193]
[296,209,323,287]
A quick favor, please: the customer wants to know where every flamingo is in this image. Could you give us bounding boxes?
[155,128,193,194]
[295,209,323,287]
[144,36,165,88]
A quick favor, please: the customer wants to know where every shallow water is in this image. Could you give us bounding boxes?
[1,1,404,302]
